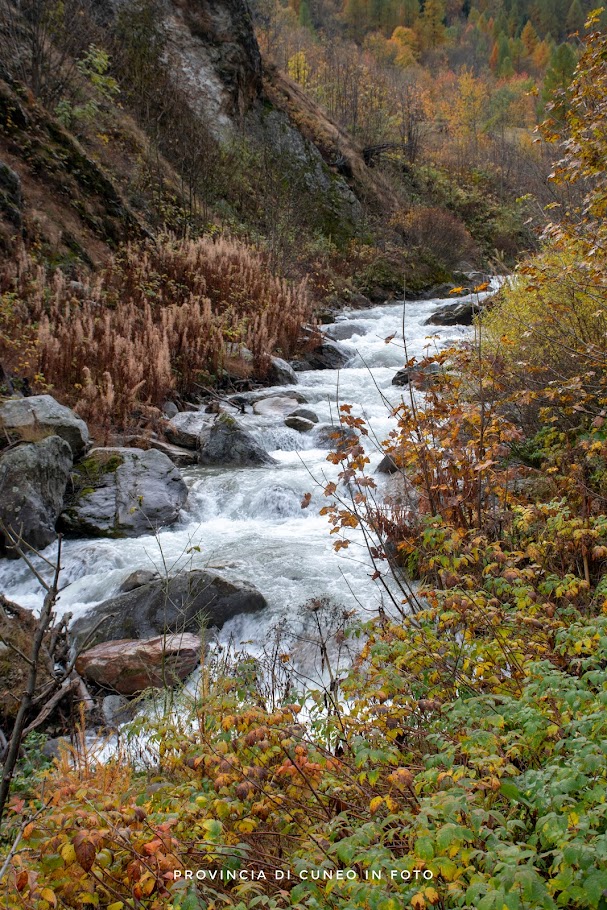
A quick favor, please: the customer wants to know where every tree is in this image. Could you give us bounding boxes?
[566,0,585,35]
[419,0,446,50]
[542,41,577,118]
[521,19,539,56]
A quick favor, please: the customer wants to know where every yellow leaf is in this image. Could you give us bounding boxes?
[424,887,440,904]
[107,904,124,910]
[40,889,57,907]
[61,843,77,865]
[369,796,384,814]
[411,894,426,910]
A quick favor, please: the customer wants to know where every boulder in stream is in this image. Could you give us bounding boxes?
[314,423,358,449]
[302,340,351,371]
[253,396,301,418]
[267,356,298,385]
[164,411,211,449]
[60,447,188,538]
[76,633,202,696]
[0,436,72,556]
[0,394,89,457]
[69,569,267,652]
[285,415,316,432]
[425,301,480,326]
[198,414,276,467]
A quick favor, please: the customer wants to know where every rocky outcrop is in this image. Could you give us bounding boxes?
[164,411,211,449]
[76,633,202,696]
[60,447,188,538]
[166,0,262,129]
[198,414,276,466]
[0,395,89,457]
[69,569,267,652]
[0,436,72,555]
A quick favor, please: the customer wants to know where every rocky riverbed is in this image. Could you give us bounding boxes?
[0,284,497,726]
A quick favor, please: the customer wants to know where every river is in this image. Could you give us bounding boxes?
[0,288,495,683]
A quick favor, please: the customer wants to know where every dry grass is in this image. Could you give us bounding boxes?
[0,235,311,429]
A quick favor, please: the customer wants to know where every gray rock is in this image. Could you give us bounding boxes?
[102,694,137,727]
[425,301,480,326]
[69,569,267,652]
[0,394,89,457]
[392,362,441,387]
[149,439,198,467]
[287,407,319,424]
[162,401,179,419]
[314,424,358,449]
[198,415,276,467]
[377,454,398,475]
[253,396,300,417]
[268,357,298,386]
[303,341,351,370]
[325,322,366,341]
[284,416,316,433]
[120,569,159,593]
[0,436,72,556]
[60,447,188,538]
[164,411,211,448]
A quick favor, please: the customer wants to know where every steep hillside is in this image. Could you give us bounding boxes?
[0,0,396,270]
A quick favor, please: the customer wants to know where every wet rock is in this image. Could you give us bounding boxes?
[162,401,179,419]
[267,356,298,386]
[425,301,480,326]
[392,362,441,387]
[0,394,89,457]
[60,447,188,538]
[120,569,159,593]
[253,396,300,417]
[284,415,316,432]
[325,322,366,342]
[102,694,137,727]
[0,436,72,556]
[314,424,358,449]
[302,340,351,371]
[287,407,319,424]
[198,414,276,466]
[164,411,211,448]
[76,634,202,696]
[377,454,398,475]
[149,439,198,467]
[69,569,267,651]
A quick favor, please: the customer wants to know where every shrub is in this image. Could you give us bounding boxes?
[1,235,311,430]
[400,206,478,270]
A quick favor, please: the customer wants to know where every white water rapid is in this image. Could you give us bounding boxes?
[0,288,496,680]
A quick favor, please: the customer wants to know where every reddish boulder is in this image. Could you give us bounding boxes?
[76,634,201,696]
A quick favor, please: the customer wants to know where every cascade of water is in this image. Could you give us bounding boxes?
[0,287,497,673]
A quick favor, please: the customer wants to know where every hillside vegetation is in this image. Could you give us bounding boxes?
[0,0,566,434]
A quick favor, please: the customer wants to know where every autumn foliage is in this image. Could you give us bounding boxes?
[0,235,310,430]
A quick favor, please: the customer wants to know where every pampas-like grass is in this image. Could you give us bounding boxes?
[1,235,311,429]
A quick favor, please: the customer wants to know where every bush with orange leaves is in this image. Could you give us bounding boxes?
[0,235,310,431]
